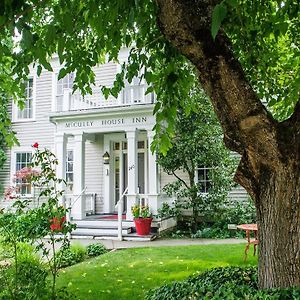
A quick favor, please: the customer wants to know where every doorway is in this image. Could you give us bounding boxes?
[112,139,148,213]
[113,142,128,212]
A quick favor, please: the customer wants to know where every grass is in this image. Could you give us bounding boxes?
[57,244,257,300]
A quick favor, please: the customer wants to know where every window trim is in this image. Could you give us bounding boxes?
[12,75,36,123]
[10,147,34,198]
[52,71,75,112]
[65,148,74,191]
[196,165,213,194]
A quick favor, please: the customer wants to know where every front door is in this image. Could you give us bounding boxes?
[112,139,148,212]
[113,142,128,212]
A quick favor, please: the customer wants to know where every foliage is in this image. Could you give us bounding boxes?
[0,144,75,299]
[1,0,300,289]
[160,199,256,239]
[157,95,237,232]
[131,204,152,219]
[0,1,298,151]
[146,266,300,300]
[215,198,257,228]
[86,243,107,258]
[0,243,48,300]
[56,244,86,269]
[57,244,257,300]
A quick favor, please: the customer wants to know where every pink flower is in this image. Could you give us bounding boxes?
[4,186,17,200]
[14,167,40,181]
[32,142,39,148]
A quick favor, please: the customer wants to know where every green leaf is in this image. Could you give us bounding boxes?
[58,68,67,80]
[39,56,53,72]
[211,3,227,40]
[225,0,238,7]
[37,65,42,76]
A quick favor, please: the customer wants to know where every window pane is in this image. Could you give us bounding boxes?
[197,166,212,193]
[137,141,145,149]
[15,152,32,195]
[66,150,74,183]
[17,78,33,119]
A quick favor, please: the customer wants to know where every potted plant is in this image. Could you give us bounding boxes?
[131,204,153,235]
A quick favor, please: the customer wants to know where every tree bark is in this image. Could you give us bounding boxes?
[156,0,300,289]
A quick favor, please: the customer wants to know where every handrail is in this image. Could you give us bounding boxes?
[64,186,87,222]
[116,187,128,241]
[70,186,87,208]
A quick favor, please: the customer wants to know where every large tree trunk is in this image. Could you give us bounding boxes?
[254,163,300,288]
[156,0,300,289]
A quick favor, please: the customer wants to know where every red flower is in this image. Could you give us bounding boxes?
[32,142,39,148]
[50,216,66,232]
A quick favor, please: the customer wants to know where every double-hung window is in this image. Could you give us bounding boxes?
[65,150,74,191]
[16,78,34,121]
[15,152,33,196]
[196,166,212,193]
[56,72,74,111]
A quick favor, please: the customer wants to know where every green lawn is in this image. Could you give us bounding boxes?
[57,244,257,300]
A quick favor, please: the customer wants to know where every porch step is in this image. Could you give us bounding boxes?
[71,232,158,241]
[72,227,132,236]
[70,219,158,241]
[73,220,135,227]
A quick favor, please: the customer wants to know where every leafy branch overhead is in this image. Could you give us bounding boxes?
[0,0,299,152]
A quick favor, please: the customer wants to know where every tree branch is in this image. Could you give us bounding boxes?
[156,0,280,162]
[172,170,190,189]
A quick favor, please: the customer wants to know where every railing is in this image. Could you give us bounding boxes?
[85,193,96,215]
[55,85,154,112]
[136,194,149,208]
[64,186,87,223]
[115,187,128,241]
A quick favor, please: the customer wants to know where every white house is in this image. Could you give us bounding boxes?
[0,50,248,239]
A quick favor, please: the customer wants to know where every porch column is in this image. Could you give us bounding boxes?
[54,133,67,204]
[72,133,86,220]
[126,130,138,220]
[147,130,159,216]
[103,134,111,213]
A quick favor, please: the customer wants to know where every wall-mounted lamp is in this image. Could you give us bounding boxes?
[103,151,110,165]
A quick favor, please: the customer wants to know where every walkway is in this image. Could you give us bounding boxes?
[69,237,246,250]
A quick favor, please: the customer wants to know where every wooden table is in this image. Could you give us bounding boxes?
[236,223,258,261]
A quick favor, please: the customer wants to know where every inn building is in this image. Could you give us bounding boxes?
[0,49,247,239]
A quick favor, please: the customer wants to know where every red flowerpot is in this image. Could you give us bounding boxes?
[134,218,153,235]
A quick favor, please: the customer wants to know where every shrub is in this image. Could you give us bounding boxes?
[0,245,48,300]
[56,244,86,268]
[191,227,231,239]
[86,243,107,257]
[146,266,300,300]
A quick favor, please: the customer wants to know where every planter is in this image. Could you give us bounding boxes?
[134,217,153,235]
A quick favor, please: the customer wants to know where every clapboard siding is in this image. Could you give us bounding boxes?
[84,135,104,213]
[160,168,189,190]
[159,164,249,202]
[0,148,11,193]
[11,70,55,148]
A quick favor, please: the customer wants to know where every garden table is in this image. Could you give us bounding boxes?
[236,223,258,261]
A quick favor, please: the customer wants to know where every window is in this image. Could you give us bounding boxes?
[123,75,145,104]
[66,150,74,191]
[15,152,32,195]
[17,78,34,120]
[56,72,74,111]
[197,166,212,193]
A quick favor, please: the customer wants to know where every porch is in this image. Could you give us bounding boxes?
[56,129,160,220]
[55,83,154,112]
